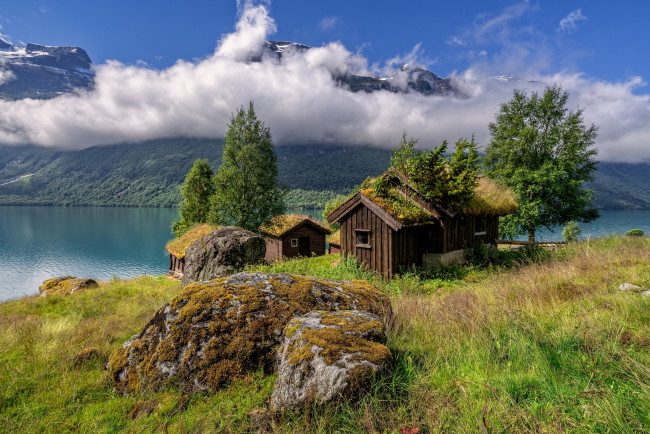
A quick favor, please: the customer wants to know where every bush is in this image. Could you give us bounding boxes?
[626,228,644,237]
[562,221,581,242]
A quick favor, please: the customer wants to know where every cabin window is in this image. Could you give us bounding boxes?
[290,239,298,247]
[356,229,370,248]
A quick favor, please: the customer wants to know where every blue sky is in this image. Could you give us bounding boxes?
[0,1,648,162]
[1,0,646,83]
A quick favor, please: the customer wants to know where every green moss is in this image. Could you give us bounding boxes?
[282,310,390,372]
[110,273,390,394]
[39,276,99,297]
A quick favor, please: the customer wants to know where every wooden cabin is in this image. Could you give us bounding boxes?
[259,214,331,261]
[328,229,341,254]
[165,223,218,278]
[327,171,517,279]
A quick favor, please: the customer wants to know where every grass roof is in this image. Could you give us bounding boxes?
[356,171,518,226]
[165,223,219,258]
[460,176,519,216]
[328,229,340,245]
[259,214,330,237]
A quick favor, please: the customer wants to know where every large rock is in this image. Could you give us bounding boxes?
[181,227,266,287]
[39,276,98,297]
[109,272,391,394]
[270,310,391,411]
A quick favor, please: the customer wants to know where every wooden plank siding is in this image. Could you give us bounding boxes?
[339,203,396,279]
[337,201,500,279]
[281,225,327,258]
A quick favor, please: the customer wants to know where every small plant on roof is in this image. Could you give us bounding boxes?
[388,132,480,210]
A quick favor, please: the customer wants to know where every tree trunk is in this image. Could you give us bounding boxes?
[527,227,536,243]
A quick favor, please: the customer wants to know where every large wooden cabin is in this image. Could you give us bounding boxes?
[327,171,517,279]
[259,215,331,261]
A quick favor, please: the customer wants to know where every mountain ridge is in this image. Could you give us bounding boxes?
[0,38,94,100]
[1,139,648,210]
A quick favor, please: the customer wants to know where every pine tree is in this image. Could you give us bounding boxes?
[172,159,214,237]
[209,102,286,232]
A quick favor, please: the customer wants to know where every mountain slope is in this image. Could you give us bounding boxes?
[1,139,648,209]
[0,39,94,100]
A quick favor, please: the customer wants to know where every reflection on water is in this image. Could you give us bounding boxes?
[0,206,178,302]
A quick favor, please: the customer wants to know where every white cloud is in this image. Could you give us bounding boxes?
[320,16,339,31]
[0,2,647,163]
[0,69,15,86]
[446,36,466,46]
[559,9,588,32]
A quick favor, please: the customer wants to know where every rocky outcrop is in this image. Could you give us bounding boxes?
[270,310,391,411]
[181,227,266,287]
[109,272,391,395]
[619,283,643,292]
[39,276,98,297]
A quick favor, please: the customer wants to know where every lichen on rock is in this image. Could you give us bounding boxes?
[181,227,266,288]
[39,276,98,297]
[109,272,391,395]
[270,310,392,412]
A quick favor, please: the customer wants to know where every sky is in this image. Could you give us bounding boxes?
[0,0,648,162]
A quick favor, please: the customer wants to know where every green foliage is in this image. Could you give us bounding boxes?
[626,228,644,237]
[285,189,346,209]
[485,86,599,242]
[172,159,214,237]
[388,132,480,210]
[322,196,347,231]
[209,102,286,232]
[562,220,581,242]
[3,140,650,211]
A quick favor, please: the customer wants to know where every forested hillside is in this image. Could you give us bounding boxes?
[1,138,648,209]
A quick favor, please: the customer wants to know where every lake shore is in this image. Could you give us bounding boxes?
[1,236,648,432]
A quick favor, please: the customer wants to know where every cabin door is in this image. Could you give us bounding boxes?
[299,236,311,257]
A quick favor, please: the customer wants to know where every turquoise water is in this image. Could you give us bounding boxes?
[0,206,178,302]
[0,206,648,302]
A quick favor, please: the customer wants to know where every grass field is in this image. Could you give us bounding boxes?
[1,236,648,432]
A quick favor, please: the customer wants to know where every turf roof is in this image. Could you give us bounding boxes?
[259,214,331,237]
[165,223,219,258]
[336,171,518,227]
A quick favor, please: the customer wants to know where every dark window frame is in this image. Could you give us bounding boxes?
[355,229,371,248]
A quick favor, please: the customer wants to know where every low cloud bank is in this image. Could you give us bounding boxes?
[0,3,647,162]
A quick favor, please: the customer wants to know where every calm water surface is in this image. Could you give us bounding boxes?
[0,206,178,302]
[1,206,648,302]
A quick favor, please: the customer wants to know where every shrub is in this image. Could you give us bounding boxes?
[626,228,644,237]
[562,221,581,242]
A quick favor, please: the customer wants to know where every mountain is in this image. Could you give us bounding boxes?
[264,40,455,96]
[0,37,455,101]
[0,38,94,100]
[1,139,649,210]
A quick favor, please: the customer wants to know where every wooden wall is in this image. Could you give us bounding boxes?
[339,203,500,279]
[280,225,327,259]
[264,237,282,261]
[169,254,184,274]
[438,215,499,252]
[339,203,395,279]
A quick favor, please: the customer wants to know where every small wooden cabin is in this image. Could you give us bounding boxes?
[328,229,341,254]
[165,224,218,278]
[259,214,331,261]
[327,171,517,279]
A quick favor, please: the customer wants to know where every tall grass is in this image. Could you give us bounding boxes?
[0,236,648,432]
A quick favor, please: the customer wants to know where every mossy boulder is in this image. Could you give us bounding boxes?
[181,227,266,288]
[109,272,391,394]
[39,276,98,297]
[270,310,391,412]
